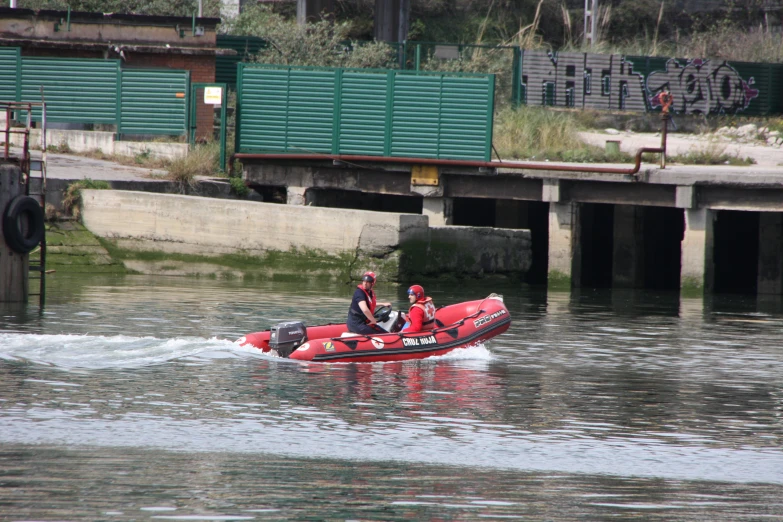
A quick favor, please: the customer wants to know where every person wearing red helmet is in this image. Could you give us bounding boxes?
[401,284,436,333]
[347,271,392,334]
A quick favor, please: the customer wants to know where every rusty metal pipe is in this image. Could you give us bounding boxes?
[233,146,664,177]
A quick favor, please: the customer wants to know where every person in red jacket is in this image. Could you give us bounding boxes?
[347,271,392,334]
[401,284,436,333]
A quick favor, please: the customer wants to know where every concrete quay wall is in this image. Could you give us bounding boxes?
[7,129,188,160]
[80,190,531,280]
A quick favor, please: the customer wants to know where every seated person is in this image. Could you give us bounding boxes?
[401,285,436,333]
[347,271,392,335]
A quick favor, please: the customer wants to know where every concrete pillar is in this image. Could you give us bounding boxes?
[612,205,644,288]
[422,197,453,226]
[758,212,783,295]
[297,0,336,24]
[548,201,578,288]
[287,186,307,205]
[1,165,28,302]
[681,207,714,294]
[374,0,410,42]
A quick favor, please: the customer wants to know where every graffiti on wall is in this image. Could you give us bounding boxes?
[520,51,761,115]
[646,58,759,114]
[520,51,648,112]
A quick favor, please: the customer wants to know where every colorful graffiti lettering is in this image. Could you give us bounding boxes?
[646,58,759,115]
[519,51,761,115]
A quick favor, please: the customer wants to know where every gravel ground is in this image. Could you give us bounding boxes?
[579,130,783,169]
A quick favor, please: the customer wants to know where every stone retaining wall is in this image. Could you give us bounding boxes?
[80,190,532,280]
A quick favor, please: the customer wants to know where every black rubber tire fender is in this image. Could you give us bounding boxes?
[3,195,45,254]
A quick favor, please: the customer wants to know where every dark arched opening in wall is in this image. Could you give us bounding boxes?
[643,206,685,291]
[713,210,759,295]
[579,203,614,288]
[451,198,550,285]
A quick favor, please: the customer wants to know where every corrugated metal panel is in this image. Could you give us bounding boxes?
[0,47,20,101]
[554,52,585,108]
[120,68,189,136]
[239,66,336,153]
[767,64,783,115]
[339,70,388,155]
[288,69,335,153]
[520,50,555,107]
[238,66,290,152]
[582,54,612,110]
[728,61,774,116]
[21,57,119,123]
[391,75,441,158]
[216,35,266,87]
[238,64,494,161]
[436,76,493,160]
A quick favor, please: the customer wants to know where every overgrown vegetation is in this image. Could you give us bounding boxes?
[229,176,249,197]
[493,106,630,162]
[17,0,222,17]
[223,5,397,69]
[667,143,756,166]
[62,178,110,218]
[167,142,223,186]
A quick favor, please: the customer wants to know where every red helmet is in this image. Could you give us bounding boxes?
[407,284,425,300]
[362,271,376,284]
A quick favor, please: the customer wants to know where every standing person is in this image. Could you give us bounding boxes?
[347,271,392,334]
[401,285,436,333]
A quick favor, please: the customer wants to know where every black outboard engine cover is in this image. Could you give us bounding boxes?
[269,321,307,358]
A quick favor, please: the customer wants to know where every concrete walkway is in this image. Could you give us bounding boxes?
[8,131,783,187]
[42,150,169,182]
[579,130,783,169]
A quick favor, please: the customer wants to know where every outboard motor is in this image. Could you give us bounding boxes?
[269,321,307,358]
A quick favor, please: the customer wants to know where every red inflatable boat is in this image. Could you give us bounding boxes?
[237,294,510,363]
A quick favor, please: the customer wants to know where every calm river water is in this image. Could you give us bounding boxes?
[1,274,783,521]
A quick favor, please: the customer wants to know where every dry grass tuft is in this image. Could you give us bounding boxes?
[166,142,223,186]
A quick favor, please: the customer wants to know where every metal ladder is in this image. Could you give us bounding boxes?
[2,101,47,306]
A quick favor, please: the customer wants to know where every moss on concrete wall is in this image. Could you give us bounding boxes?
[46,221,127,274]
[44,220,403,282]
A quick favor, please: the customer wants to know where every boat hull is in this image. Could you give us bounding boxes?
[238,295,510,363]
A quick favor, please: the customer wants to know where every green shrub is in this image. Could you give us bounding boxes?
[229,176,249,197]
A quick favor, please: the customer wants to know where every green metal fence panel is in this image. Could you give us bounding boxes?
[238,64,495,161]
[390,74,494,160]
[238,66,289,152]
[0,47,20,102]
[439,76,494,160]
[288,69,335,153]
[120,68,189,136]
[21,57,119,123]
[339,70,389,155]
[216,35,266,87]
[391,75,441,158]
[237,65,336,153]
[728,61,777,117]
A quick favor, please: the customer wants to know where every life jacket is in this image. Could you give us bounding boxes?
[409,297,436,330]
[350,285,376,323]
